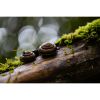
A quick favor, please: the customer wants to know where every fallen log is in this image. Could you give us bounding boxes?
[0,42,100,83]
[1,18,100,83]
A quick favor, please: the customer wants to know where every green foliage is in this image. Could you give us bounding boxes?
[0,57,23,74]
[55,19,100,46]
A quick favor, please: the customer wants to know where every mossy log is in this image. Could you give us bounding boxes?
[0,42,100,83]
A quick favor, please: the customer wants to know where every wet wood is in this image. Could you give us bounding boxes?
[0,43,100,83]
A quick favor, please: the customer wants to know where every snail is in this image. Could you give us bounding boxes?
[38,42,57,57]
[20,51,36,63]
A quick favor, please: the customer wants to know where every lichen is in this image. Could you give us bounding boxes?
[70,47,75,54]
[67,59,70,64]
[55,19,100,46]
[0,57,23,74]
[63,48,68,55]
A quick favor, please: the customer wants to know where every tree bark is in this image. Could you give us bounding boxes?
[0,42,100,83]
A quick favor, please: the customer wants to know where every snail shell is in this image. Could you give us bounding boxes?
[38,42,57,57]
[20,51,36,63]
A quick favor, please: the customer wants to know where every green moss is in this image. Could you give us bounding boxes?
[0,57,23,74]
[55,19,100,46]
[1,73,6,76]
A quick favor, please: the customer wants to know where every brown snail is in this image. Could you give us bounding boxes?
[38,42,57,57]
[20,51,36,63]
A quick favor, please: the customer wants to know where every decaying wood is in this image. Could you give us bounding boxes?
[0,42,100,83]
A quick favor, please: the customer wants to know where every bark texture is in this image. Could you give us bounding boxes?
[0,42,100,83]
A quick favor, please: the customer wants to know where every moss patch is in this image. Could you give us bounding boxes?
[0,57,23,74]
[55,19,100,46]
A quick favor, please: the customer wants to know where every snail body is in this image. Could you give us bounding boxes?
[32,49,39,57]
[38,42,57,57]
[20,51,36,63]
